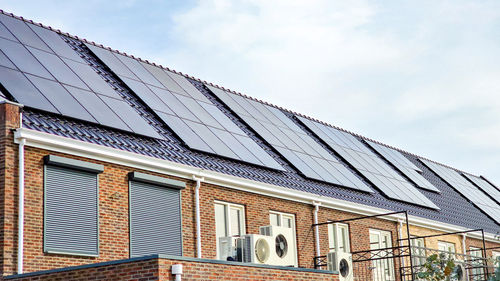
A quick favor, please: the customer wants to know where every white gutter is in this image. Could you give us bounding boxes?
[313,202,321,258]
[12,128,500,243]
[192,175,204,259]
[17,112,25,274]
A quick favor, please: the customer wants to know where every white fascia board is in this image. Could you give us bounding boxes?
[14,128,500,242]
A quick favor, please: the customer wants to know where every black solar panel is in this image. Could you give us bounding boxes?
[421,159,500,223]
[298,116,439,209]
[462,174,500,205]
[366,141,440,193]
[208,85,372,192]
[87,44,283,170]
[0,15,162,139]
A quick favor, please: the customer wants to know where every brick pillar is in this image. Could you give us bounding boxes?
[0,102,21,276]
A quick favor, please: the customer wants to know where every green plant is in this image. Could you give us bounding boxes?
[488,257,500,281]
[416,253,463,281]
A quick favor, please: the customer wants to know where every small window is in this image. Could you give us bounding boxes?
[328,223,350,253]
[269,211,295,229]
[410,237,426,266]
[215,201,245,259]
[469,247,485,278]
[437,241,456,259]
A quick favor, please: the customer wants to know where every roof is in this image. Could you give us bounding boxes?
[1,10,499,234]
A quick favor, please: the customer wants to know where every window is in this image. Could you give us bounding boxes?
[410,237,426,266]
[43,155,103,256]
[469,247,485,279]
[269,211,295,229]
[437,241,456,259]
[369,229,395,281]
[328,223,350,253]
[215,201,245,259]
[128,172,185,258]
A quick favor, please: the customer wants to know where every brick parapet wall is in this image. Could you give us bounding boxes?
[4,256,337,281]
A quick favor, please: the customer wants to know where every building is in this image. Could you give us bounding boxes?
[0,9,498,281]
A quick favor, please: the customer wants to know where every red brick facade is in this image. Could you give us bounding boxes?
[0,103,498,280]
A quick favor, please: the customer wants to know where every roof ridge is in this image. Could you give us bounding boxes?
[0,9,475,177]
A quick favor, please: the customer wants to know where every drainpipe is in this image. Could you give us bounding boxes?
[398,220,406,269]
[462,234,469,281]
[17,111,25,274]
[313,202,321,258]
[192,175,204,259]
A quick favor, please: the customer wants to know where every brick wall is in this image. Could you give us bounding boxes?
[5,256,337,281]
[0,103,499,279]
[0,103,21,275]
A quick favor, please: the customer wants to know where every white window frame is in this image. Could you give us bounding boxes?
[328,222,351,253]
[469,247,485,278]
[437,241,456,259]
[269,210,298,266]
[410,237,426,266]
[214,201,246,259]
[492,251,500,262]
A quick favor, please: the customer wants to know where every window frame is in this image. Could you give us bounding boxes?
[437,241,456,259]
[328,222,351,253]
[268,210,298,266]
[214,200,246,259]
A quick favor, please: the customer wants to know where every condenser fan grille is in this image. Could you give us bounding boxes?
[275,234,288,258]
[255,238,270,263]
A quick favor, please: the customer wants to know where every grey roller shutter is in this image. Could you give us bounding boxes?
[130,180,182,257]
[44,165,99,256]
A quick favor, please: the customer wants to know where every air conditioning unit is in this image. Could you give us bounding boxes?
[240,234,275,264]
[327,251,353,281]
[219,236,241,261]
[260,225,297,267]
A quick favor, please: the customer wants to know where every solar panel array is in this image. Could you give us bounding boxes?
[420,159,500,223]
[462,174,500,205]
[0,14,162,139]
[298,117,439,209]
[86,44,283,170]
[366,141,440,193]
[208,85,372,192]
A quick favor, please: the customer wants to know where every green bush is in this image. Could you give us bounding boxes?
[416,253,463,281]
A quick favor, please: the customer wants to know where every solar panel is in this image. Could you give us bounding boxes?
[0,15,162,139]
[366,141,440,193]
[420,159,500,223]
[297,117,439,209]
[208,85,372,192]
[462,174,500,205]
[87,44,283,170]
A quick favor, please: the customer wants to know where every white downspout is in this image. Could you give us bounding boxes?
[462,234,469,281]
[17,111,25,274]
[192,176,204,259]
[398,220,406,269]
[313,202,321,258]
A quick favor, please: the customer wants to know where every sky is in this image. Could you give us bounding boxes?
[3,0,500,184]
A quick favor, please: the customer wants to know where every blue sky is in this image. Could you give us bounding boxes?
[3,0,500,184]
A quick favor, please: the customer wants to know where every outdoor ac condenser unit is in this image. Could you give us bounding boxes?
[327,251,354,281]
[219,236,241,261]
[239,234,275,264]
[260,225,297,267]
